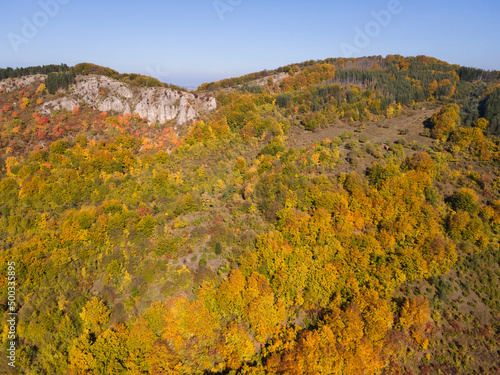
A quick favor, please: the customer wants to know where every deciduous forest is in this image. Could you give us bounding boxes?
[0,55,499,374]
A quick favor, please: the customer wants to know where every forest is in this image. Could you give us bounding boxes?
[0,55,499,374]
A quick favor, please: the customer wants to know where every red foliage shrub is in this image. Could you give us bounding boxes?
[36,116,50,125]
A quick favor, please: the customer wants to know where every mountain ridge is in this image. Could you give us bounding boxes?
[0,72,217,126]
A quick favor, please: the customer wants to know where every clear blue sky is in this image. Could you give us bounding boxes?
[1,0,499,87]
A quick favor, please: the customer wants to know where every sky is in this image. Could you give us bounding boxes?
[1,0,499,88]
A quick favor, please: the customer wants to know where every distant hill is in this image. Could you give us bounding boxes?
[199,54,500,133]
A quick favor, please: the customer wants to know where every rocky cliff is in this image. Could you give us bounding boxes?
[0,74,217,126]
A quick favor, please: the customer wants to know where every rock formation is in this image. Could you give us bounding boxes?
[0,74,217,125]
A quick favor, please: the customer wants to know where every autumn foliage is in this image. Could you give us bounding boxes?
[1,58,500,374]
[428,103,460,140]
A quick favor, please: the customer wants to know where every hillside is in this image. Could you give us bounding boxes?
[0,56,499,374]
[0,68,216,128]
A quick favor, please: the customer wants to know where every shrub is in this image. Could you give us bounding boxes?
[365,143,382,158]
[215,242,222,255]
[49,140,69,155]
[36,116,50,125]
[424,186,441,206]
[367,162,400,187]
[259,138,285,156]
[448,188,479,215]
[199,257,208,267]
[339,131,353,141]
[174,193,200,216]
[345,139,358,150]
[276,93,292,108]
[75,134,88,147]
[401,152,435,174]
[136,215,157,237]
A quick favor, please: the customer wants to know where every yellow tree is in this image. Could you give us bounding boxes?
[218,322,256,371]
[68,332,97,374]
[429,104,460,141]
[92,326,129,374]
[126,317,158,373]
[79,297,110,334]
[399,295,430,330]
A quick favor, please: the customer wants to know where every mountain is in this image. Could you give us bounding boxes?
[0,56,499,374]
[0,69,217,127]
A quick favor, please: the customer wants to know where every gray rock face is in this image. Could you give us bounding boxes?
[0,74,46,93]
[42,98,79,113]
[1,74,216,126]
[246,72,289,87]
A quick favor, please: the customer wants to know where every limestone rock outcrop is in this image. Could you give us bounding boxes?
[0,74,216,125]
